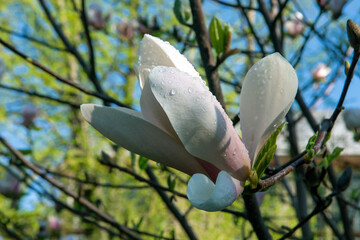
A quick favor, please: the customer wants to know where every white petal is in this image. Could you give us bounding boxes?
[140,76,180,140]
[148,66,250,181]
[240,53,298,162]
[135,34,199,88]
[187,171,242,211]
[80,104,207,176]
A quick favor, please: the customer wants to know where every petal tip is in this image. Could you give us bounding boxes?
[80,104,96,122]
[187,171,242,212]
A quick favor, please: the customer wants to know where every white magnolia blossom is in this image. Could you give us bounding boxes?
[81,34,298,211]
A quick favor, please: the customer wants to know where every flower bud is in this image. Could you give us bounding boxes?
[336,167,352,192]
[347,19,360,52]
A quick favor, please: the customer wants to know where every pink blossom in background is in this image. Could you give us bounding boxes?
[115,19,151,40]
[48,216,62,231]
[87,3,109,30]
[285,12,305,37]
[22,104,38,127]
[312,63,331,83]
[0,167,21,199]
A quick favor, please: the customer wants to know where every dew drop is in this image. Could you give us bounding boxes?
[223,153,227,157]
[170,89,176,96]
[188,87,193,93]
[156,163,161,167]
[233,150,237,156]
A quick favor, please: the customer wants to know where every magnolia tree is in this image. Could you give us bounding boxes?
[0,0,359,239]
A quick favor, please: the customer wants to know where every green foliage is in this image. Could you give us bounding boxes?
[304,131,318,161]
[173,0,191,26]
[319,147,344,169]
[167,174,176,192]
[138,156,148,170]
[209,17,231,56]
[253,122,286,179]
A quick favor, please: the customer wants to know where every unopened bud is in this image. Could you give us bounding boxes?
[347,19,360,52]
[336,167,352,192]
[345,61,350,75]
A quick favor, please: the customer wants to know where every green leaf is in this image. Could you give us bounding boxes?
[167,175,176,192]
[253,122,286,178]
[138,156,148,170]
[19,149,32,155]
[173,0,190,25]
[209,17,224,55]
[304,132,318,161]
[319,147,344,168]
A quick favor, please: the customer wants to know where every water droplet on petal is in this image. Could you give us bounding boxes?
[233,150,237,156]
[188,87,193,93]
[223,153,227,157]
[170,89,176,96]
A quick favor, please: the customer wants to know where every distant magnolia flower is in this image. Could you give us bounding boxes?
[48,216,62,231]
[312,63,331,82]
[115,19,150,40]
[329,0,348,19]
[343,109,360,131]
[317,0,348,19]
[285,12,305,37]
[0,167,21,199]
[81,35,298,211]
[22,104,38,127]
[87,3,109,30]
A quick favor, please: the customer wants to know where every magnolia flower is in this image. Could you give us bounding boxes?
[81,35,297,211]
[48,216,62,231]
[115,19,150,40]
[312,63,331,82]
[285,12,305,37]
[329,0,348,19]
[317,0,348,19]
[87,4,109,30]
[343,109,360,131]
[22,104,38,128]
[0,167,21,199]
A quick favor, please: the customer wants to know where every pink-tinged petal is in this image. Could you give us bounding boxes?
[240,53,298,163]
[148,66,251,181]
[187,171,243,211]
[135,34,199,88]
[80,104,207,176]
